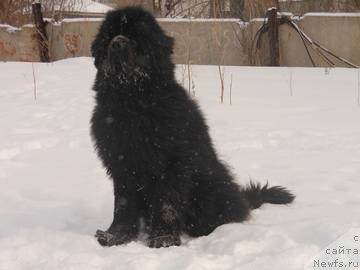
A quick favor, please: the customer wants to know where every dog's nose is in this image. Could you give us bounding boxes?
[109,35,130,50]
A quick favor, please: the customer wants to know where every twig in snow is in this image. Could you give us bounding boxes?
[191,78,196,97]
[31,62,37,100]
[218,65,225,103]
[289,68,293,96]
[229,73,233,105]
[358,68,360,106]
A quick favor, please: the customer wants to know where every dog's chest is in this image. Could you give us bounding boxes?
[92,106,165,162]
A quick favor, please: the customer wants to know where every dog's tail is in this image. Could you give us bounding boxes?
[242,181,295,209]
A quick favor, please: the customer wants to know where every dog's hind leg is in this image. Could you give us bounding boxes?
[184,168,251,237]
[146,165,191,248]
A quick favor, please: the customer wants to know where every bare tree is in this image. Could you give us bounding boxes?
[279,0,359,14]
[160,0,280,19]
[112,0,155,11]
[0,0,33,27]
[233,0,278,21]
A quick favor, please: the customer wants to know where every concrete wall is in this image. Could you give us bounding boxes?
[0,24,40,62]
[280,13,360,67]
[45,18,261,66]
[159,19,263,66]
[47,19,101,61]
[1,13,359,67]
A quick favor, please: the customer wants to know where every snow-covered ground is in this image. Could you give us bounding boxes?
[0,58,359,270]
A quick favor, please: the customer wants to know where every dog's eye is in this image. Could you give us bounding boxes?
[130,40,137,48]
[121,15,127,24]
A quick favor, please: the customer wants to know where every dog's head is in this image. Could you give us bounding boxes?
[91,7,174,80]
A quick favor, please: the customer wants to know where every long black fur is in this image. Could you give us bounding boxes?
[90,6,295,248]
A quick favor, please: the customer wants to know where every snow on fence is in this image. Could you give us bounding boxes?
[0,13,360,67]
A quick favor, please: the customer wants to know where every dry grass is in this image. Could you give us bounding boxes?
[279,0,360,14]
[211,0,226,103]
[0,0,33,27]
[0,0,86,27]
[242,0,278,20]
[152,0,359,18]
[166,0,210,18]
[113,0,156,12]
[163,0,359,18]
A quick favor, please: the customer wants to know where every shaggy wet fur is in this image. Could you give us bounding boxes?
[90,7,294,248]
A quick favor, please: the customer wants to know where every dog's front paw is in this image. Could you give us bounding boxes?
[148,234,181,248]
[95,229,131,247]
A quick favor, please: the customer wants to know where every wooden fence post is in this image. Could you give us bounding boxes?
[267,7,280,66]
[32,1,50,62]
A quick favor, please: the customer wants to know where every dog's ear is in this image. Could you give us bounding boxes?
[165,35,174,55]
[91,36,102,69]
[91,25,112,69]
[91,11,116,69]
[159,35,174,56]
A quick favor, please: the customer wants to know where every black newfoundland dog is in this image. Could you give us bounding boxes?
[90,7,294,248]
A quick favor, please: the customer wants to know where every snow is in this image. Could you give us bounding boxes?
[303,12,360,17]
[63,0,113,13]
[0,24,34,33]
[52,17,246,24]
[0,58,360,269]
[0,24,21,33]
[158,18,242,22]
[60,18,105,23]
